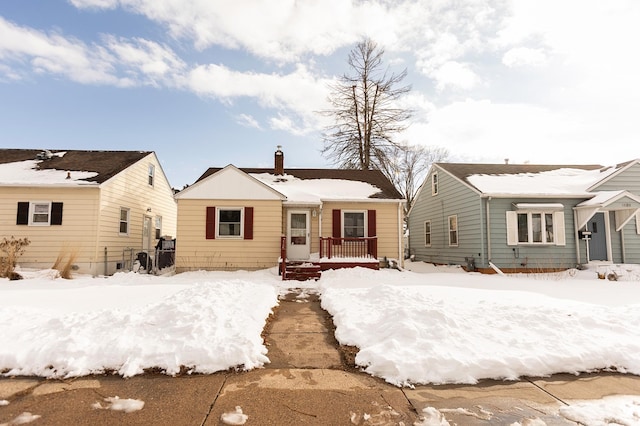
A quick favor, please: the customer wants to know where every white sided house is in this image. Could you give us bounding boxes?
[0,149,177,276]
[175,148,405,279]
[407,160,640,273]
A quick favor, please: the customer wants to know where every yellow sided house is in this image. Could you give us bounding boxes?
[175,148,405,279]
[0,149,177,276]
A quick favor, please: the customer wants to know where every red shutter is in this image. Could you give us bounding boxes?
[206,207,216,239]
[244,207,254,240]
[367,210,376,236]
[332,209,342,245]
[368,210,377,257]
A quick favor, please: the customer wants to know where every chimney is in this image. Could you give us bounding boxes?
[275,145,284,175]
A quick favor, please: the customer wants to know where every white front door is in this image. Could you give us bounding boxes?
[287,210,310,260]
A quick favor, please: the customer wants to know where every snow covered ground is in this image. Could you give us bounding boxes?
[1,262,639,424]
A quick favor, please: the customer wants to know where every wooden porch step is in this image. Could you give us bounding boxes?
[283,262,321,281]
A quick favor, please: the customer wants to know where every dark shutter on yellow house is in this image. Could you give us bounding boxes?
[16,202,29,225]
[332,209,342,245]
[206,206,216,239]
[367,209,377,256]
[244,207,254,240]
[367,210,376,236]
[51,202,63,225]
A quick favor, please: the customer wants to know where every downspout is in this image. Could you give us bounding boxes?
[486,197,492,263]
[621,227,626,263]
[573,209,581,264]
[398,201,403,267]
[318,201,322,242]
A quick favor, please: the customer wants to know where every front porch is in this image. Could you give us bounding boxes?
[279,236,379,280]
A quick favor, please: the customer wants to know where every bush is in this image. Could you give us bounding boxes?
[52,247,79,279]
[0,237,30,279]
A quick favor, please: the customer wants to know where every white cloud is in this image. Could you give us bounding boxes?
[103,35,186,86]
[236,114,262,130]
[0,16,186,87]
[431,61,480,91]
[0,16,121,85]
[406,99,638,166]
[186,63,331,133]
[69,0,118,8]
[502,47,547,67]
[70,0,391,62]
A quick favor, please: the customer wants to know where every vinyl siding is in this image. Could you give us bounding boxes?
[590,162,640,264]
[487,198,579,270]
[0,154,176,276]
[323,201,403,262]
[175,199,283,271]
[96,153,177,275]
[593,162,640,195]
[408,167,484,267]
[620,216,640,263]
[0,186,101,273]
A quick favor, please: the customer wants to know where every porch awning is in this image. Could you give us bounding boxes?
[575,190,640,231]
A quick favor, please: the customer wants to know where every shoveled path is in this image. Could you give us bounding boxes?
[1,288,640,425]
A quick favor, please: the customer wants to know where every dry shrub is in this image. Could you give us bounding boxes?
[52,247,79,279]
[0,236,30,279]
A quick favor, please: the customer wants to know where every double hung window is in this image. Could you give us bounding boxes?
[343,211,365,238]
[218,208,242,237]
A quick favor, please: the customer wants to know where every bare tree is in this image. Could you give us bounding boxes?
[379,143,449,215]
[321,38,412,170]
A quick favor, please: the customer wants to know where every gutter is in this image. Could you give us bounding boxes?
[486,196,492,263]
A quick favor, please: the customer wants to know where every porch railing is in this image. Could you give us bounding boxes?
[319,237,377,259]
[280,235,287,277]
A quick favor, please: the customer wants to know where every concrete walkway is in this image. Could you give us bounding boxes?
[1,289,640,425]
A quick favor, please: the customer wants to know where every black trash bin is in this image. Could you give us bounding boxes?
[136,251,150,272]
[156,237,176,270]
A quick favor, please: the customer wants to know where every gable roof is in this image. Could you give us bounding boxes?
[175,165,286,200]
[195,167,403,200]
[0,149,152,185]
[434,162,622,196]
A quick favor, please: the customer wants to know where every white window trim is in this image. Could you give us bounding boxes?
[119,207,130,236]
[506,210,566,246]
[431,172,438,196]
[216,207,244,239]
[342,210,367,238]
[28,201,52,226]
[636,211,640,235]
[424,220,431,247]
[448,215,458,247]
[148,164,155,187]
[155,216,162,239]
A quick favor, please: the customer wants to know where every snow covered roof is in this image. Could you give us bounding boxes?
[249,172,385,203]
[196,167,403,201]
[0,149,152,185]
[438,162,626,196]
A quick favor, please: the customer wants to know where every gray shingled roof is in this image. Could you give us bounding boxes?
[197,167,403,199]
[0,149,152,184]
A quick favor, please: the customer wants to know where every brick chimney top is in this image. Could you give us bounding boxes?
[275,145,284,175]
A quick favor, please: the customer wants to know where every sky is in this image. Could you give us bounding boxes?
[1,264,639,425]
[1,1,640,189]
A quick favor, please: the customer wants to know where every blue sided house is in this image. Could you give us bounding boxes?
[407,159,640,273]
